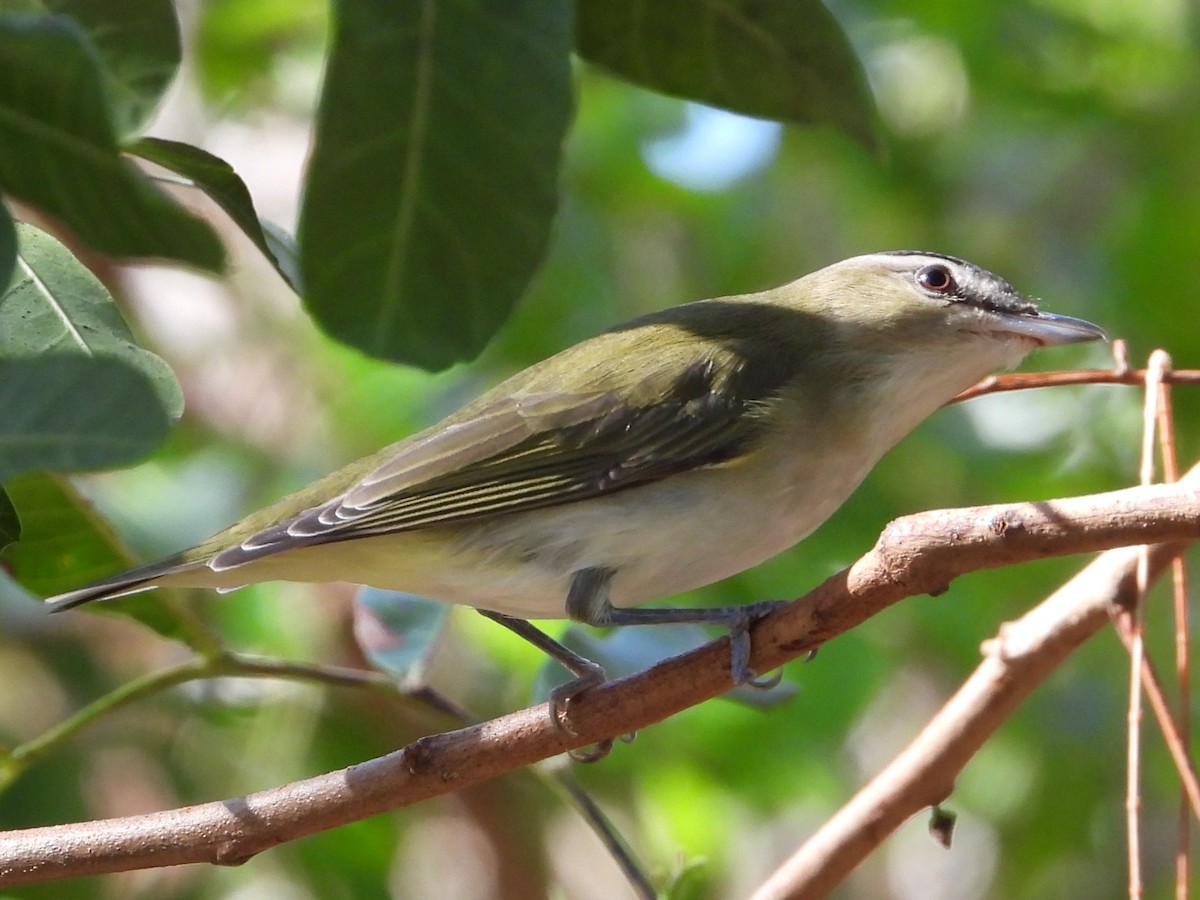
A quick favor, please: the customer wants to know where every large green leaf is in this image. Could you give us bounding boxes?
[2,223,183,419]
[0,355,170,482]
[0,471,204,644]
[4,0,181,137]
[298,0,573,369]
[576,0,880,151]
[0,15,224,269]
[133,137,302,292]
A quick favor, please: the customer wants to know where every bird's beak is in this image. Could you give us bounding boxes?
[992,310,1109,346]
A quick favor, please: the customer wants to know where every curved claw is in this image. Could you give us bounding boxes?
[569,738,614,763]
[745,669,784,690]
[550,668,637,763]
[548,663,607,735]
[566,725,638,762]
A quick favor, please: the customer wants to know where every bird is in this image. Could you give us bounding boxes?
[44,251,1106,709]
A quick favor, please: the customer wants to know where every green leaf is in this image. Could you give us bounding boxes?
[0,201,13,294]
[576,0,880,152]
[261,218,304,295]
[0,471,202,643]
[0,487,19,550]
[4,0,181,137]
[0,15,224,270]
[3,223,183,420]
[0,355,170,482]
[298,0,573,369]
[132,137,302,292]
[354,588,452,687]
[0,224,178,482]
[0,472,120,599]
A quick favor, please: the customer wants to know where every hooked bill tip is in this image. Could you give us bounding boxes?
[993,310,1108,346]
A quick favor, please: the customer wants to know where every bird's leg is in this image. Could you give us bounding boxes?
[476,609,616,762]
[565,567,786,687]
[479,568,786,760]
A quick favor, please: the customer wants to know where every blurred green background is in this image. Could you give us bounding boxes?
[1,0,1197,897]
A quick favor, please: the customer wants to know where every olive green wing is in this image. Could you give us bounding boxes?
[210,358,771,570]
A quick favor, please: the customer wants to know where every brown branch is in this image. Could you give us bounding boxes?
[0,477,1198,886]
[950,367,1200,404]
[751,535,1192,900]
[749,454,1200,900]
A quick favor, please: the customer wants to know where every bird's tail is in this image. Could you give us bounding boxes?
[43,555,195,612]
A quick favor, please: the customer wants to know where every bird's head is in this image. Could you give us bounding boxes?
[795,251,1106,361]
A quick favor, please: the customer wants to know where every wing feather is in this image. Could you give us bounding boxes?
[210,357,773,571]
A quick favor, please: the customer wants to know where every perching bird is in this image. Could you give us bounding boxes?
[45,251,1105,700]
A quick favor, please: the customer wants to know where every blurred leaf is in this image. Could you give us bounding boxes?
[532,623,797,709]
[0,487,19,550]
[133,137,302,292]
[0,356,170,482]
[576,0,880,152]
[0,201,13,293]
[0,472,125,597]
[3,223,183,419]
[298,0,573,369]
[4,0,181,137]
[195,0,326,105]
[261,218,304,294]
[0,16,224,269]
[354,588,452,687]
[0,471,202,643]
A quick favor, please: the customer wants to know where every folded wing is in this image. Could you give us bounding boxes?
[211,358,769,571]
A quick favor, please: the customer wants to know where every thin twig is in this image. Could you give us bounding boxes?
[1109,617,1200,824]
[1157,375,1192,900]
[546,768,656,900]
[215,651,401,692]
[2,658,210,787]
[951,366,1200,403]
[2,652,408,790]
[1124,352,1169,899]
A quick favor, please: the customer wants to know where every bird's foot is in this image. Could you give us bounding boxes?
[727,599,789,687]
[548,658,606,733]
[547,660,633,762]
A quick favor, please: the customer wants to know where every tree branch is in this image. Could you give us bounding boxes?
[950,364,1200,404]
[751,526,1193,899]
[0,476,1197,885]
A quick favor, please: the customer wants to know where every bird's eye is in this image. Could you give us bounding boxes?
[916,264,957,295]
